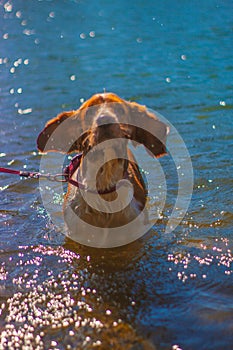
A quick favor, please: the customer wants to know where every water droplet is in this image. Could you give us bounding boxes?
[4,2,13,12]
[49,12,55,18]
[80,33,86,39]
[18,108,32,115]
[16,11,22,18]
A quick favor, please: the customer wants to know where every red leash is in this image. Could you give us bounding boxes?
[0,154,83,182]
[0,153,128,194]
[0,167,23,176]
[0,166,66,181]
[0,155,83,182]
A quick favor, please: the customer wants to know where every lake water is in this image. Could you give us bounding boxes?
[0,0,232,349]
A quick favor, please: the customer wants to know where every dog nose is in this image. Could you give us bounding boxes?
[95,114,117,127]
[94,114,121,142]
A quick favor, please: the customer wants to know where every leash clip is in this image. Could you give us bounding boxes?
[19,171,40,179]
[19,171,67,182]
[38,173,67,183]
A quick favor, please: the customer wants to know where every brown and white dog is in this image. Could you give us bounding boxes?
[37,93,168,245]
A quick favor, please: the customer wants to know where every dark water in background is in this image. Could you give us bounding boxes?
[0,0,232,349]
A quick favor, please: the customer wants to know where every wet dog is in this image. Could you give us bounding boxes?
[37,92,168,245]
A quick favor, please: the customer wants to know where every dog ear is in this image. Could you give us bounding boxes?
[125,102,169,158]
[37,93,123,154]
[37,111,87,153]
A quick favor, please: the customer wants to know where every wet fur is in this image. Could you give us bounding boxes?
[37,92,168,230]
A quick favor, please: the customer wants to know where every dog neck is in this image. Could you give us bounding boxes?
[75,148,127,194]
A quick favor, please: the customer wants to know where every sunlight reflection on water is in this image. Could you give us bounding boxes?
[0,0,232,349]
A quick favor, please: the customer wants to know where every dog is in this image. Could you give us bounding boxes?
[37,92,168,246]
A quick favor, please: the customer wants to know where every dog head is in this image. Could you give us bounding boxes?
[37,92,168,159]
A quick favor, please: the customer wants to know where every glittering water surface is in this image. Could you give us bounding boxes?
[0,1,232,349]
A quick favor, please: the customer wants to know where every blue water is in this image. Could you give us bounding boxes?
[0,1,232,349]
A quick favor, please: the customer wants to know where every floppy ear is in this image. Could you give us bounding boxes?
[125,102,169,158]
[37,93,123,154]
[37,111,88,153]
